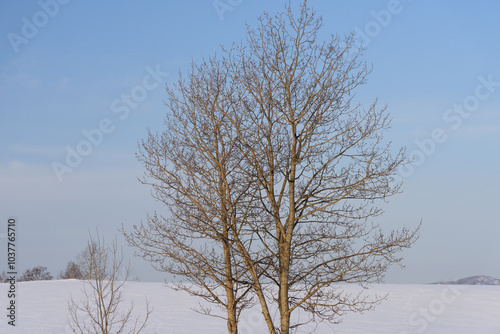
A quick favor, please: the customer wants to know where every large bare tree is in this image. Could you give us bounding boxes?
[219,3,420,333]
[125,2,419,333]
[123,57,256,334]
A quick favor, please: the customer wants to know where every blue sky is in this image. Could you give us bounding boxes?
[1,0,499,283]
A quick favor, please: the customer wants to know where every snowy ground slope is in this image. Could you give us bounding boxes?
[1,280,499,333]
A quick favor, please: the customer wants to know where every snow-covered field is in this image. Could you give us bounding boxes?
[1,280,499,333]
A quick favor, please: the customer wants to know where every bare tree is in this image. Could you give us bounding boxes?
[67,231,151,334]
[122,56,256,334]
[125,2,419,333]
[213,3,421,333]
[0,271,8,283]
[19,266,53,281]
[76,238,108,280]
[59,261,84,280]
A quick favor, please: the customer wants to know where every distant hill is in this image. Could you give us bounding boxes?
[433,275,500,285]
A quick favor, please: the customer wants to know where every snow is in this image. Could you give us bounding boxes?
[1,280,499,333]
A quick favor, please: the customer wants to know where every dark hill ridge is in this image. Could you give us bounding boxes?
[433,275,500,285]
